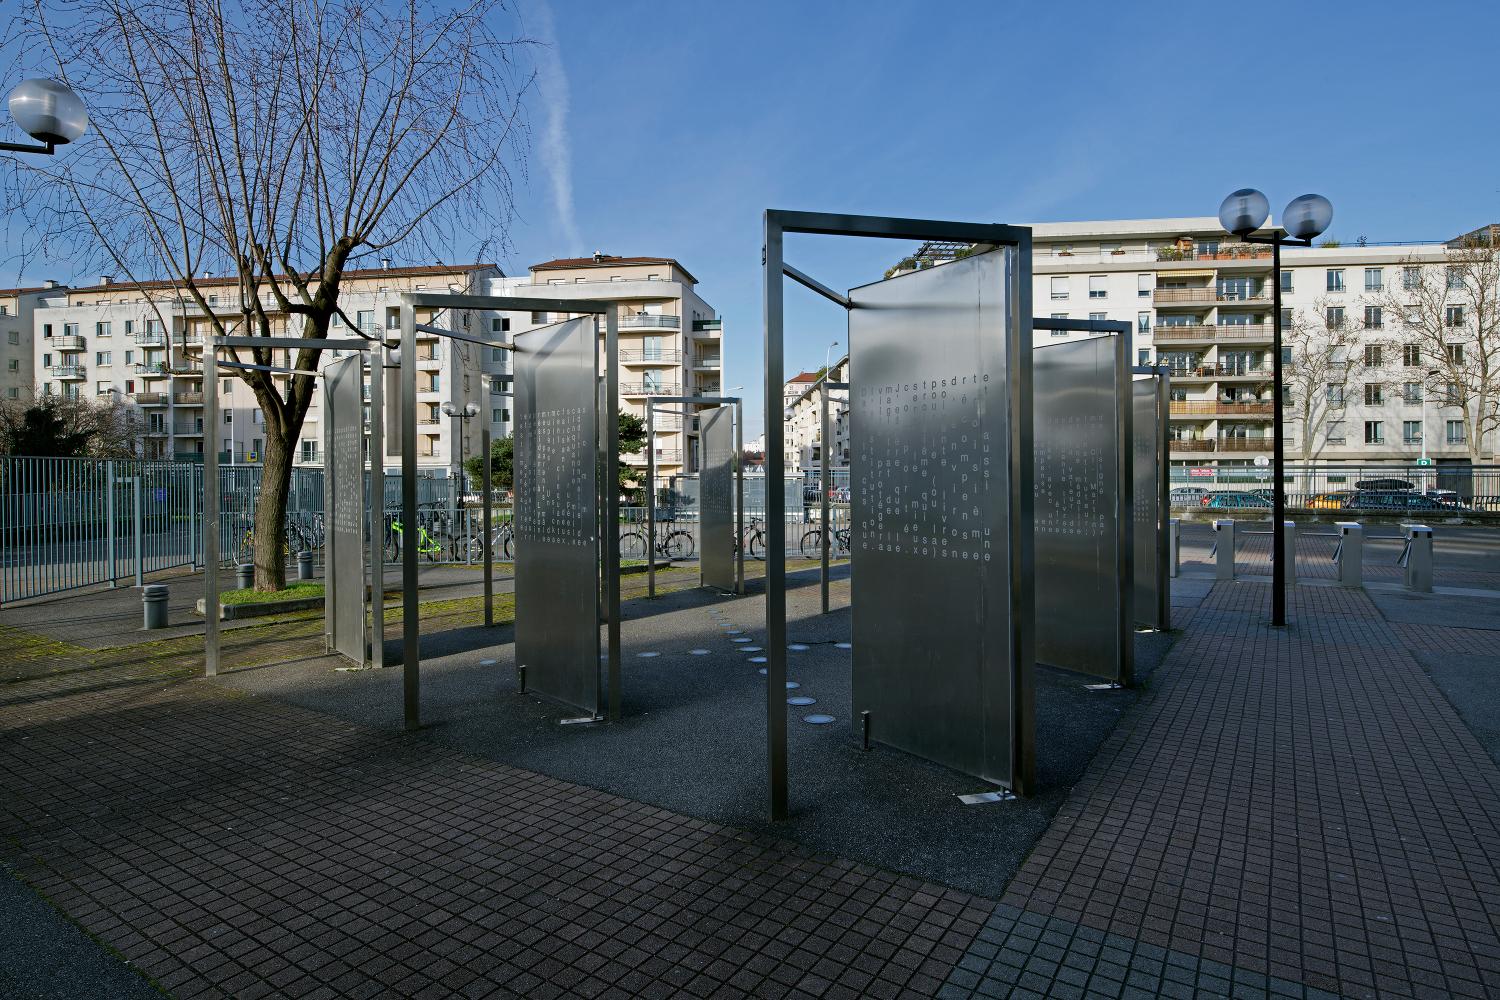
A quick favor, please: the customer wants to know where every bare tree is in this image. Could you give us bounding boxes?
[0,384,143,458]
[4,0,534,588]
[1282,296,1382,471]
[1374,243,1500,464]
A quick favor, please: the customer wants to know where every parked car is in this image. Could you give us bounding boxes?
[1171,486,1209,506]
[1203,491,1272,510]
[1341,490,1466,513]
[1420,489,1464,507]
[1306,491,1355,510]
[1354,477,1415,491]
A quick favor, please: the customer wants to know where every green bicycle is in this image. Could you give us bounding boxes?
[383,514,444,562]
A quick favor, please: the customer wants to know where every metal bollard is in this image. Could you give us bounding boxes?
[297,550,314,580]
[1281,520,1297,587]
[1213,519,1235,580]
[1169,518,1181,579]
[1334,522,1363,588]
[1402,523,1434,593]
[235,563,254,590]
[142,584,169,630]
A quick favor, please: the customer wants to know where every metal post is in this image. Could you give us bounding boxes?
[105,460,116,584]
[323,376,335,652]
[401,304,420,729]
[763,215,788,821]
[1214,519,1235,580]
[1157,366,1172,631]
[1271,239,1287,626]
[204,350,220,676]
[735,400,745,595]
[369,352,385,670]
[1169,517,1181,578]
[1116,329,1134,686]
[482,426,492,627]
[1335,521,1363,588]
[646,403,656,598]
[133,476,144,588]
[605,305,621,722]
[1404,523,1433,593]
[1282,519,1297,587]
[820,384,831,614]
[187,468,198,569]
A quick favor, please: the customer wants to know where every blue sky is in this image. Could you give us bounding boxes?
[7,1,1500,438]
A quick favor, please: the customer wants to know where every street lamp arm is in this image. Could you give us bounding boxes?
[0,137,56,155]
[1238,233,1314,249]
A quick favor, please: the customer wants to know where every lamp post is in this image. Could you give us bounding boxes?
[1218,189,1334,627]
[442,401,480,516]
[2,79,88,154]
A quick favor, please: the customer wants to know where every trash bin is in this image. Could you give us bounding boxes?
[142,584,169,630]
[297,550,314,580]
[235,563,254,589]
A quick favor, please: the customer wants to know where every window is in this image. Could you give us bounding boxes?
[1364,383,1383,406]
[1137,312,1150,333]
[1446,382,1461,405]
[96,351,111,365]
[96,321,111,337]
[124,320,134,335]
[1403,382,1423,404]
[41,352,51,367]
[1404,305,1421,326]
[1281,346,1293,365]
[1088,275,1106,299]
[222,379,232,393]
[1447,266,1465,290]
[1364,421,1384,444]
[1447,420,1466,444]
[1326,419,1346,444]
[530,311,549,323]
[1280,270,1293,292]
[1137,274,1152,297]
[1403,343,1421,367]
[1327,269,1345,292]
[1326,383,1345,406]
[355,309,373,332]
[1364,306,1383,329]
[1446,305,1465,327]
[125,380,133,394]
[1049,277,1069,300]
[1403,420,1422,444]
[1364,268,1383,292]
[1402,266,1421,290]
[224,410,232,423]
[491,316,510,334]
[300,440,318,463]
[63,323,78,336]
[1138,349,1151,366]
[492,408,504,423]
[5,388,15,399]
[42,323,52,338]
[1363,344,1383,366]
[207,294,218,306]
[124,349,134,365]
[5,359,16,372]
[1089,312,1106,322]
[5,331,15,344]
[1447,343,1465,364]
[1326,306,1345,329]
[1050,312,1068,320]
[1280,307,1294,328]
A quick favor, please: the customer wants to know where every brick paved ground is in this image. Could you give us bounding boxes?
[5,574,1500,998]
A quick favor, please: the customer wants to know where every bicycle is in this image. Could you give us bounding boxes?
[384,512,444,562]
[235,516,293,565]
[618,520,695,561]
[464,519,516,562]
[799,523,851,560]
[735,517,766,561]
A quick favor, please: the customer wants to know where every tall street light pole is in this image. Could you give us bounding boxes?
[442,401,480,519]
[1219,189,1334,628]
[1,79,88,154]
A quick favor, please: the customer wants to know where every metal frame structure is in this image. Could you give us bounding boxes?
[763,210,1035,820]
[818,379,850,614]
[395,293,621,727]
[1033,318,1134,686]
[644,395,745,599]
[1132,364,1172,631]
[204,336,379,677]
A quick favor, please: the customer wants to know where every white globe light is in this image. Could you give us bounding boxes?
[441,402,456,416]
[8,78,88,144]
[1283,194,1333,241]
[464,403,479,417]
[1218,188,1269,237]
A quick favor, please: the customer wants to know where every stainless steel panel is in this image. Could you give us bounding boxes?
[1132,378,1164,628]
[699,405,735,589]
[514,317,600,715]
[325,354,366,665]
[1033,337,1121,680]
[848,248,1016,785]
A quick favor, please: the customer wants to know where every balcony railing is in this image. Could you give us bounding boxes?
[172,425,205,436]
[1153,324,1275,343]
[1169,400,1274,416]
[1169,438,1216,453]
[173,392,204,405]
[1153,288,1272,305]
[1162,363,1270,379]
[131,392,168,405]
[133,331,165,345]
[47,365,86,379]
[136,362,171,377]
[1166,437,1274,454]
[171,361,204,375]
[627,449,684,465]
[53,335,86,351]
[619,349,682,364]
[1218,437,1273,452]
[620,382,681,396]
[1155,244,1272,263]
[692,354,722,369]
[620,314,681,330]
[693,318,722,333]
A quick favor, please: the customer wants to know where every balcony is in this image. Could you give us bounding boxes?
[693,318,722,333]
[133,331,166,346]
[145,427,169,438]
[136,362,171,379]
[173,392,204,405]
[620,382,681,397]
[1154,287,1272,306]
[47,365,86,380]
[1153,324,1274,344]
[54,335,86,351]
[1169,400,1274,417]
[1167,437,1273,454]
[131,392,168,406]
[1217,437,1273,452]
[1168,438,1216,453]
[620,314,680,330]
[620,349,682,365]
[1155,244,1272,264]
[692,353,722,370]
[625,449,683,465]
[172,425,204,437]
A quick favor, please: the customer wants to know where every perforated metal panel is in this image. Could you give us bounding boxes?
[699,406,735,590]
[1133,378,1165,629]
[1034,337,1125,680]
[848,249,1022,786]
[514,318,600,714]
[324,355,366,665]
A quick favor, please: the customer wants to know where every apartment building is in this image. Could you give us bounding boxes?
[783,357,850,475]
[0,282,64,403]
[1026,217,1488,476]
[484,253,724,480]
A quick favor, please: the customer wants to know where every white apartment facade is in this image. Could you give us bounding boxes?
[0,282,64,403]
[1028,217,1490,477]
[783,356,850,476]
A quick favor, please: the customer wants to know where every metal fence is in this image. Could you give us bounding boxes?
[1169,463,1500,512]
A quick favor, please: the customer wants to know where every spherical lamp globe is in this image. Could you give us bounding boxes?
[1218,188,1270,237]
[1283,194,1333,242]
[7,79,88,144]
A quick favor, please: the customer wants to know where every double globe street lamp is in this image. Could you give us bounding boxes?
[442,402,481,515]
[2,78,88,154]
[1217,189,1334,627]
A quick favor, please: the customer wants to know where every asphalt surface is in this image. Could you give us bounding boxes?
[0,864,160,999]
[219,565,1186,899]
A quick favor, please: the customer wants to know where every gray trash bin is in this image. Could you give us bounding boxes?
[235,563,254,589]
[297,550,314,580]
[142,584,169,630]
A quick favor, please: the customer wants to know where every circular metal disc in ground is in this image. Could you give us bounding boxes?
[479,659,497,666]
[803,714,835,725]
[835,642,852,650]
[726,629,743,634]
[786,681,800,690]
[689,649,710,655]
[637,651,660,658]
[741,646,762,652]
[788,644,809,652]
[731,637,751,643]
[788,696,816,706]
[752,657,768,665]
[757,667,767,674]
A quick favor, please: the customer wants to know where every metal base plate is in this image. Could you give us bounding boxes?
[958,789,1018,805]
[1083,682,1123,691]
[560,715,604,726]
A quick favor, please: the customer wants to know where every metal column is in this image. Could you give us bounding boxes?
[734,400,745,595]
[646,403,656,598]
[1282,519,1297,588]
[204,349,220,676]
[763,216,788,821]
[482,426,492,627]
[401,306,419,729]
[368,353,385,669]
[820,384,830,614]
[605,305,621,723]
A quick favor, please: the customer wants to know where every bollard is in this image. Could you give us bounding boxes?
[1402,523,1434,593]
[1169,518,1181,579]
[297,550,314,580]
[142,584,169,630]
[1281,520,1297,587]
[235,563,254,590]
[1213,519,1235,580]
[1334,522,1363,588]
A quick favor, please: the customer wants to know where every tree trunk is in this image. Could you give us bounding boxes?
[254,429,292,591]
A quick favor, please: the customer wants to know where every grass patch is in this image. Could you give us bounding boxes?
[218,582,325,606]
